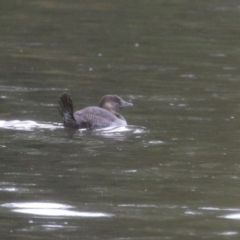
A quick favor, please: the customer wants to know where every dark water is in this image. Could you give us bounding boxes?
[1,0,240,239]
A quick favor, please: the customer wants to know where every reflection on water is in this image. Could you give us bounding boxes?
[0,120,61,131]
[223,214,240,220]
[76,125,147,141]
[2,202,112,218]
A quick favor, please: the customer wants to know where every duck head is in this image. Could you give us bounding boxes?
[98,95,133,112]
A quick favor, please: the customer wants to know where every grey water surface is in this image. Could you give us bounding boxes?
[1,0,240,239]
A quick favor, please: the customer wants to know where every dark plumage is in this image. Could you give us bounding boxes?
[58,93,133,129]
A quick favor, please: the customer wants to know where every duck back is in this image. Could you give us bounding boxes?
[74,106,127,128]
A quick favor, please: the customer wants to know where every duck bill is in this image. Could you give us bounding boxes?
[120,101,133,108]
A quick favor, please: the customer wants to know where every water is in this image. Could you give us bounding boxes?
[1,0,240,239]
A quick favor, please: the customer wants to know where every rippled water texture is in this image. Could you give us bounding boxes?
[1,1,240,239]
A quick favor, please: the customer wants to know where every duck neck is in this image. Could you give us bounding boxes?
[100,102,115,112]
[114,112,124,120]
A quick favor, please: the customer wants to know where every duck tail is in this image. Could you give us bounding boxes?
[58,93,79,128]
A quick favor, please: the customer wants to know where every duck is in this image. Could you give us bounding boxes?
[58,93,133,129]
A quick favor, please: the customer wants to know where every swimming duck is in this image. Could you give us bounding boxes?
[58,93,133,129]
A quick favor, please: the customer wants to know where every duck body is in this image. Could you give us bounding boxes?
[58,93,132,129]
[73,106,127,128]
